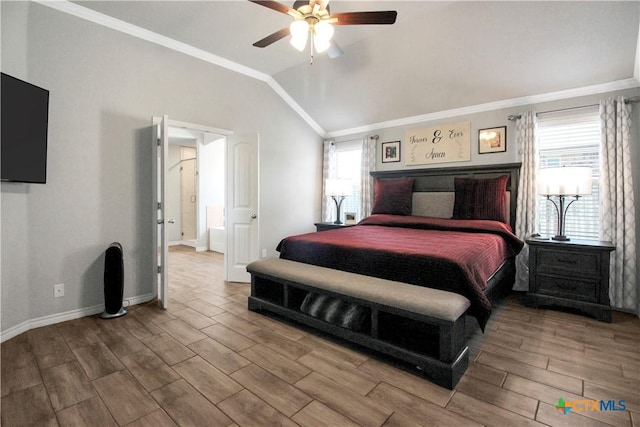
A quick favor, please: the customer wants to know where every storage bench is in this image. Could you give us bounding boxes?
[246,258,471,389]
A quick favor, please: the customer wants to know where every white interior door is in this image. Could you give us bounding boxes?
[152,115,169,309]
[226,133,259,282]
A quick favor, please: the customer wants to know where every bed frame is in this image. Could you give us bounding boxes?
[248,163,522,388]
[371,162,522,303]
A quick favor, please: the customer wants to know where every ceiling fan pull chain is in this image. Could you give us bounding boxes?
[310,34,314,65]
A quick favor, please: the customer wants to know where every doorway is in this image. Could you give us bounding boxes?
[154,116,258,309]
[166,126,226,252]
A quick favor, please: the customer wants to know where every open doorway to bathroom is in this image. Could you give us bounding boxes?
[167,126,226,263]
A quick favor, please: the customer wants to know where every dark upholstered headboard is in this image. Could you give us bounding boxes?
[371,163,521,231]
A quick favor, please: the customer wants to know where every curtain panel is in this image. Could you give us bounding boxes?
[513,110,538,291]
[599,97,638,314]
[321,140,336,222]
[361,136,377,218]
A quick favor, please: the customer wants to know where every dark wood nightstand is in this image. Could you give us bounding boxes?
[523,238,615,322]
[314,222,355,232]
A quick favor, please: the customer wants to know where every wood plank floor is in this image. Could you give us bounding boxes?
[2,245,639,426]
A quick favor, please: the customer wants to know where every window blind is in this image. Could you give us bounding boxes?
[536,106,601,240]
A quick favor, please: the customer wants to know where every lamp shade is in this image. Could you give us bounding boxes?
[313,21,334,52]
[313,36,331,53]
[537,166,593,196]
[326,178,352,197]
[290,20,309,51]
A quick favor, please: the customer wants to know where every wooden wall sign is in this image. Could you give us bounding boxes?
[406,122,471,166]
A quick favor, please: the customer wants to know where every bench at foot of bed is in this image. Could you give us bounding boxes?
[246,258,471,389]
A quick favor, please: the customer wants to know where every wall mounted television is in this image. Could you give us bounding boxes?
[1,72,50,184]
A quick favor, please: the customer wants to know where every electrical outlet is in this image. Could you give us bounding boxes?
[261,249,267,258]
[54,283,64,298]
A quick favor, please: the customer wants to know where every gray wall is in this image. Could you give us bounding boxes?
[1,2,322,336]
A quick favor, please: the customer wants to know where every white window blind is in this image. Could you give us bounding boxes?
[335,140,362,221]
[536,106,600,240]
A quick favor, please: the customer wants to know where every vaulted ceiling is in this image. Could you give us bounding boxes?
[72,1,639,136]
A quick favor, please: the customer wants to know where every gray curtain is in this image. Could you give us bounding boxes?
[321,140,336,222]
[361,136,377,218]
[513,110,538,291]
[599,97,637,314]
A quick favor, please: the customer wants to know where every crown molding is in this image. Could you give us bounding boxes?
[324,78,640,138]
[265,77,326,135]
[33,0,326,135]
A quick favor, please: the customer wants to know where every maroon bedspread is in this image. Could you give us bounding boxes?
[276,214,524,329]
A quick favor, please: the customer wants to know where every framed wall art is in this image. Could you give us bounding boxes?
[344,212,357,224]
[406,122,471,166]
[479,126,507,154]
[382,141,401,163]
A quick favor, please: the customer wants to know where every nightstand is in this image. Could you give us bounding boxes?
[523,238,615,322]
[314,222,355,232]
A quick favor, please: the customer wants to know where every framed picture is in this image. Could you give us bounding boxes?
[344,212,357,224]
[479,126,507,154]
[381,141,401,163]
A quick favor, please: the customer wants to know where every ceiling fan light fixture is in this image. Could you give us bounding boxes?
[250,0,397,62]
[314,20,334,41]
[289,20,309,51]
[313,34,331,53]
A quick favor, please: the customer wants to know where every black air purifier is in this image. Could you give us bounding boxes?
[100,242,127,319]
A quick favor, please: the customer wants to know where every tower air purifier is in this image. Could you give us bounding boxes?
[100,242,127,319]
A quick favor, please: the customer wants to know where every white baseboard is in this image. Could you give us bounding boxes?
[0,292,156,343]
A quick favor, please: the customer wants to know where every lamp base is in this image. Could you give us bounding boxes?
[552,235,570,242]
[331,196,345,226]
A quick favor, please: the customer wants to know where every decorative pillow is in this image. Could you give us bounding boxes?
[371,178,415,215]
[452,178,476,220]
[452,175,508,223]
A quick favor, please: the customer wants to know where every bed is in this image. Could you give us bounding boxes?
[276,163,524,330]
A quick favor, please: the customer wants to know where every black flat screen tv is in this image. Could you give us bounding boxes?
[1,72,50,184]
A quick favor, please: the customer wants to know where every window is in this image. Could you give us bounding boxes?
[335,140,362,221]
[536,106,600,240]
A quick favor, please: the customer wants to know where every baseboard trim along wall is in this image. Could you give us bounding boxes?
[0,292,156,343]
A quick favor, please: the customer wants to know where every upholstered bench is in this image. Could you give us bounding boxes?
[246,258,471,389]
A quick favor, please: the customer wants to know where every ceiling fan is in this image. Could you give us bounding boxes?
[249,0,397,63]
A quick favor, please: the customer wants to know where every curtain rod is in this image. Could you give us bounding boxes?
[507,96,640,121]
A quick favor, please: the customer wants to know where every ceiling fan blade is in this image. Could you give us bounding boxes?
[249,0,294,15]
[327,40,343,59]
[332,11,397,25]
[253,28,290,48]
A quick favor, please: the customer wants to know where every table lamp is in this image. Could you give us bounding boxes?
[326,178,353,224]
[537,166,592,241]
